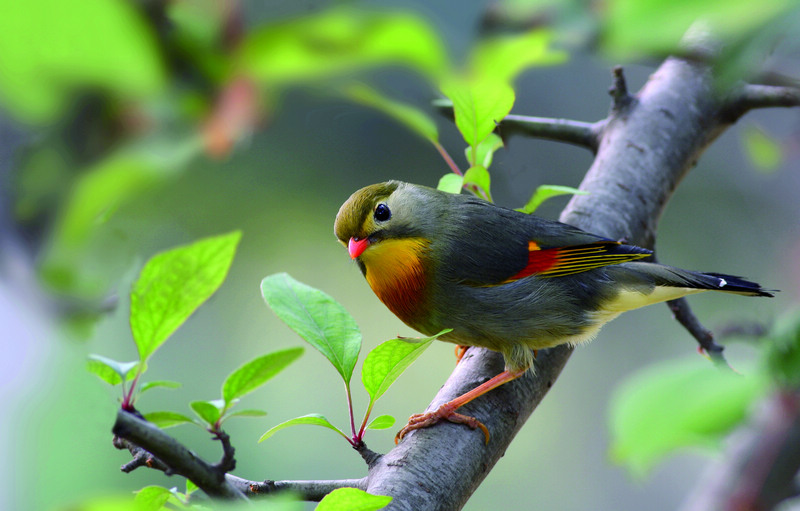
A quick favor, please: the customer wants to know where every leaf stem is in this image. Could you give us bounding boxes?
[345,382,357,442]
[434,142,462,176]
[357,400,375,440]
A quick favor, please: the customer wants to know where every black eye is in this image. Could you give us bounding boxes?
[374,203,391,222]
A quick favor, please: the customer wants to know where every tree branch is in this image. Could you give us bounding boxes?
[227,475,367,501]
[112,409,367,501]
[498,115,604,152]
[721,83,800,122]
[112,410,245,500]
[432,100,603,152]
[667,297,729,368]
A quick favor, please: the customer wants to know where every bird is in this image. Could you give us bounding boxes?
[334,180,773,443]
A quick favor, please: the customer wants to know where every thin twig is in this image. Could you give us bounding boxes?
[432,100,603,152]
[721,83,800,122]
[498,115,604,152]
[667,297,731,370]
[230,475,368,501]
[113,436,171,474]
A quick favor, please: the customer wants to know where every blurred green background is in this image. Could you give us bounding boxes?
[1,1,798,510]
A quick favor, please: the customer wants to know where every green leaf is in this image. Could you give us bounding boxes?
[437,173,464,194]
[144,411,195,429]
[609,357,768,476]
[344,83,439,144]
[367,415,395,430]
[602,0,794,59]
[440,75,514,162]
[469,133,504,170]
[139,380,182,394]
[222,347,304,406]
[186,479,198,496]
[259,413,348,443]
[86,355,140,385]
[317,488,392,511]
[0,0,165,123]
[190,400,224,427]
[222,409,268,421]
[131,231,242,362]
[462,165,492,201]
[518,184,588,214]
[469,30,567,83]
[742,124,782,172]
[134,486,173,511]
[38,137,203,299]
[238,7,446,86]
[362,332,445,403]
[261,273,361,385]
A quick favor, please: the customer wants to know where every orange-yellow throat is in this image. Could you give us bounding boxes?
[360,237,429,323]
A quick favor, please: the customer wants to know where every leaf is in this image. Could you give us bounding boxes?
[602,0,794,59]
[469,30,567,83]
[440,75,514,162]
[238,7,446,86]
[317,488,392,511]
[0,0,165,123]
[139,380,182,394]
[261,273,361,385]
[742,124,782,172]
[437,173,464,194]
[518,184,588,214]
[222,347,304,406]
[259,413,348,443]
[469,133,504,169]
[38,137,203,299]
[462,165,492,201]
[222,409,268,421]
[144,411,195,429]
[344,83,438,144]
[86,355,140,385]
[361,332,445,403]
[190,400,224,427]
[609,357,768,476]
[131,231,242,362]
[186,479,198,496]
[134,486,173,511]
[367,415,395,430]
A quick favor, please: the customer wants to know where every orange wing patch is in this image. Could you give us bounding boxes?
[508,241,650,281]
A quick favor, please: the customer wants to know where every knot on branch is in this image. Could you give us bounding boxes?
[609,65,634,112]
[354,441,382,468]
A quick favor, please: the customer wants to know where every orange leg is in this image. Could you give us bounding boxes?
[395,367,528,445]
[454,345,470,364]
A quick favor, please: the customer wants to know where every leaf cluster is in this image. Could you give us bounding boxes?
[260,273,447,446]
[87,232,303,435]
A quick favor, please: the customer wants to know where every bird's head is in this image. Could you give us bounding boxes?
[334,180,435,260]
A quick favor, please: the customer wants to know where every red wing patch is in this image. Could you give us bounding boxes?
[507,241,650,281]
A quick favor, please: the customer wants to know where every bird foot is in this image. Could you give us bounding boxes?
[454,345,470,364]
[395,402,490,444]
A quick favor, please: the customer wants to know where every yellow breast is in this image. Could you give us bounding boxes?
[360,237,430,323]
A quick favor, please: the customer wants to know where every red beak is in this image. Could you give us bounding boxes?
[348,237,370,259]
